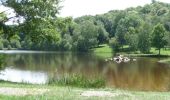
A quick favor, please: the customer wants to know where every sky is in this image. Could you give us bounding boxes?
[1,0,170,25]
[59,0,170,18]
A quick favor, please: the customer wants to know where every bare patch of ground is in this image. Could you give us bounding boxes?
[80,90,133,97]
[0,87,49,96]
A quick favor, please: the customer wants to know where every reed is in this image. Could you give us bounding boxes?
[48,74,105,88]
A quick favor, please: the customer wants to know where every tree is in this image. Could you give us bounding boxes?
[95,15,114,37]
[125,27,138,51]
[1,0,61,50]
[115,12,142,49]
[10,34,21,48]
[109,37,120,52]
[152,23,167,55]
[138,23,151,53]
[164,32,170,47]
[1,0,61,21]
[73,21,98,51]
[96,21,109,44]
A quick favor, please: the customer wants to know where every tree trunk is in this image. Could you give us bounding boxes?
[159,48,161,56]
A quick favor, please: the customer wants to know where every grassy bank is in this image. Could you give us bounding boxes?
[93,44,170,58]
[0,82,170,100]
[92,44,113,58]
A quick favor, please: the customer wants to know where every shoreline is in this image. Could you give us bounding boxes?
[0,82,169,99]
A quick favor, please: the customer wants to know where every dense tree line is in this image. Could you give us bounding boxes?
[0,0,170,54]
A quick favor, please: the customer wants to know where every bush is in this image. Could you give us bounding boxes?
[7,45,12,50]
[3,39,9,48]
[10,39,21,49]
[0,54,5,69]
[0,42,3,50]
[109,37,120,52]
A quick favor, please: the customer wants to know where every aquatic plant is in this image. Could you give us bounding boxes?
[48,74,105,88]
[0,54,6,69]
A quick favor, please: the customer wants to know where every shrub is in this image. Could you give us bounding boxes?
[109,37,120,52]
[0,42,3,50]
[7,45,12,50]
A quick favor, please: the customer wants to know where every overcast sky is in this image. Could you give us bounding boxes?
[1,0,170,25]
[59,0,170,17]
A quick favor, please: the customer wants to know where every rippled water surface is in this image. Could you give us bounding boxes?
[0,50,170,91]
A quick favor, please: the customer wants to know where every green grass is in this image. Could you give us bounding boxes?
[0,82,170,100]
[48,74,105,88]
[92,44,113,58]
[150,48,170,55]
[93,44,112,53]
[93,44,170,58]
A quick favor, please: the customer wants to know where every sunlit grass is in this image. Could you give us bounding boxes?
[92,44,113,58]
[93,44,170,58]
[150,48,170,55]
[93,44,112,53]
[0,82,170,100]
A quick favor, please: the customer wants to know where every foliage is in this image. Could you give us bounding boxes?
[109,37,120,52]
[164,32,170,47]
[0,1,170,53]
[73,21,99,51]
[0,54,5,69]
[138,23,151,53]
[125,27,138,51]
[152,23,167,55]
[115,12,142,48]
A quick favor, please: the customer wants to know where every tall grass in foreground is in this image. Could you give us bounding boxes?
[0,54,6,69]
[48,74,105,88]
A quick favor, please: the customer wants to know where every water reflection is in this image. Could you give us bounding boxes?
[0,52,170,91]
[105,58,170,91]
[0,67,47,84]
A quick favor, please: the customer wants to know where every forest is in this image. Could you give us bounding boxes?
[0,0,170,54]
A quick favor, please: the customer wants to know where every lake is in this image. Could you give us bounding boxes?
[0,50,170,91]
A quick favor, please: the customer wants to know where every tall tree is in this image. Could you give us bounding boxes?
[73,21,98,51]
[125,27,138,51]
[138,23,151,53]
[115,12,142,49]
[152,23,167,55]
[1,0,61,20]
[1,0,61,50]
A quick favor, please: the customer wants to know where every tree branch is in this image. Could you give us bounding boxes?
[0,16,17,23]
[0,9,11,14]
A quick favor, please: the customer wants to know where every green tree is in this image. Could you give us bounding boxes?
[138,23,151,53]
[125,27,138,51]
[115,13,142,49]
[73,21,98,51]
[109,37,120,52]
[96,21,109,44]
[164,32,170,47]
[1,0,60,20]
[152,23,167,55]
[1,0,61,50]
[95,15,114,37]
[10,34,21,49]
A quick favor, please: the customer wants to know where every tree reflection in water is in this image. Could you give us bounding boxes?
[1,52,170,91]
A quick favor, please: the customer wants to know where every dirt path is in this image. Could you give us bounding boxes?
[80,90,133,97]
[0,87,133,98]
[0,87,49,96]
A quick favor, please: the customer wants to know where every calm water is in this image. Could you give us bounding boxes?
[0,50,170,91]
